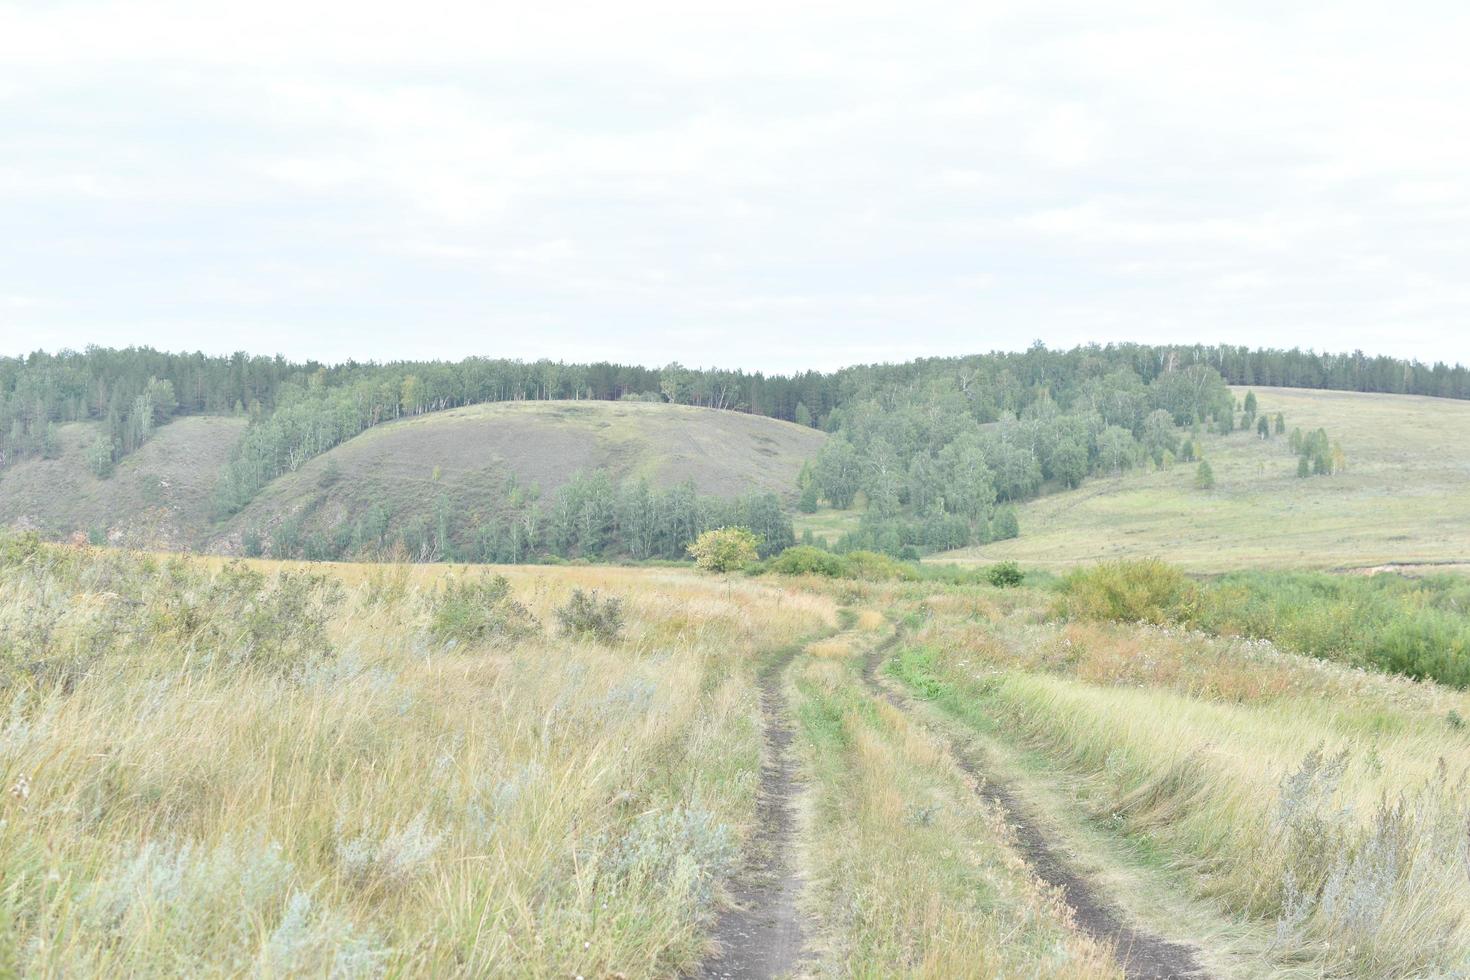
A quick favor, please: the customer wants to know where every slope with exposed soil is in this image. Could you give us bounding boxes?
[211,400,825,553]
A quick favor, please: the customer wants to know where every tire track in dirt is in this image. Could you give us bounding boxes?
[696,644,808,979]
[862,632,1210,980]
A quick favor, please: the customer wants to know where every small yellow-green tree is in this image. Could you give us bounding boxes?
[687,526,760,572]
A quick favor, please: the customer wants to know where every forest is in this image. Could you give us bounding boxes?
[0,342,1451,561]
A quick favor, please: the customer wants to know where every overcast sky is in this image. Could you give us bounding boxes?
[2,1,1468,372]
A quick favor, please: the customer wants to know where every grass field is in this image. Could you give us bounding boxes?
[8,536,1469,976]
[945,387,1470,571]
[791,501,865,545]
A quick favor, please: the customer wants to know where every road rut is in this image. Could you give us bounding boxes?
[696,645,808,979]
[862,632,1209,980]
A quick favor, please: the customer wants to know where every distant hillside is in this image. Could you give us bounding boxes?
[210,400,824,554]
[0,401,823,556]
[0,415,246,549]
[943,387,1470,572]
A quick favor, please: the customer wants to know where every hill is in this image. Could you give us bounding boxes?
[210,400,824,553]
[942,386,1470,572]
[0,401,824,555]
[0,415,246,550]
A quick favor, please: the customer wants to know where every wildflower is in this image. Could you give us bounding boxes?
[10,774,29,801]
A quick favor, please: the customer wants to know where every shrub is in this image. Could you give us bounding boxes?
[147,561,344,674]
[769,545,846,577]
[841,550,918,582]
[986,561,1024,588]
[1193,570,1470,688]
[555,588,625,643]
[1060,559,1198,625]
[990,506,1020,541]
[85,436,115,478]
[1195,459,1215,490]
[797,482,819,513]
[687,526,760,572]
[428,575,539,647]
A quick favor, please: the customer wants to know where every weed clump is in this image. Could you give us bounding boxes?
[986,561,1024,588]
[427,575,538,648]
[1059,559,1198,625]
[554,588,625,643]
[841,550,918,582]
[764,545,916,581]
[595,805,736,913]
[1267,750,1470,976]
[768,545,847,577]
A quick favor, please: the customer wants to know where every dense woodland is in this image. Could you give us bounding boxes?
[0,342,1456,560]
[256,473,794,565]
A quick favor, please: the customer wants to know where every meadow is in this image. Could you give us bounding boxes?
[940,387,1470,572]
[5,533,1470,977]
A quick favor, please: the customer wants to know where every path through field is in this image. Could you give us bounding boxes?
[862,633,1209,980]
[697,644,809,979]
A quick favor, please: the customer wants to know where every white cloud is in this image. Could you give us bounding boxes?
[1,0,1467,369]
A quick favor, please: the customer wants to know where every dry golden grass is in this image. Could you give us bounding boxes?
[805,638,854,660]
[894,590,1470,977]
[792,648,1121,978]
[0,546,835,977]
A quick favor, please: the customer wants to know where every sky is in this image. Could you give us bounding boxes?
[2,0,1468,372]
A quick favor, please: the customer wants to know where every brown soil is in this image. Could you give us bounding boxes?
[696,645,809,979]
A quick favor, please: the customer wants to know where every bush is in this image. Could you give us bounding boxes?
[1193,571,1470,688]
[428,576,539,647]
[555,588,625,643]
[1060,559,1197,625]
[841,550,918,582]
[990,506,1020,541]
[769,545,846,577]
[687,527,760,572]
[986,561,1024,588]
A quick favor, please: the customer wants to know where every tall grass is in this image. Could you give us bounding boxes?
[1061,559,1470,687]
[892,603,1470,977]
[791,637,1120,978]
[0,533,835,976]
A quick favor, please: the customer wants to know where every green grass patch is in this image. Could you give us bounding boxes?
[1059,559,1470,688]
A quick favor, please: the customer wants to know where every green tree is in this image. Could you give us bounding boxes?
[1243,390,1257,425]
[1195,459,1216,490]
[990,505,1020,540]
[1274,412,1286,435]
[85,435,115,478]
[1298,456,1311,478]
[1050,438,1088,489]
[1096,426,1139,475]
[814,437,862,509]
[1142,409,1179,464]
[797,481,819,513]
[794,401,813,427]
[687,526,760,572]
[1257,415,1270,438]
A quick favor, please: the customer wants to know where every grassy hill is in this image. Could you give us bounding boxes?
[1,401,824,555]
[943,386,1470,572]
[210,400,825,552]
[0,415,246,550]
